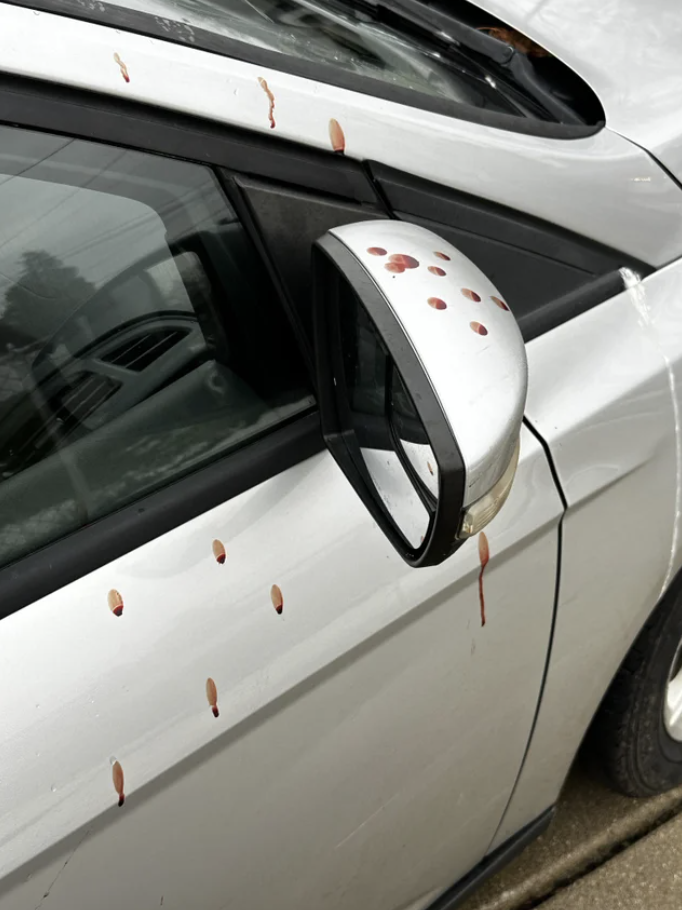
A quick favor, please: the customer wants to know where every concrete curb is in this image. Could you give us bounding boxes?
[458,753,682,910]
[541,810,682,908]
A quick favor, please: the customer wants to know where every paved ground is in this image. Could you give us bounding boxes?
[541,811,682,909]
[459,748,682,910]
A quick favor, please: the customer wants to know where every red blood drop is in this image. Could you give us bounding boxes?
[427,297,447,310]
[462,288,482,302]
[212,539,226,563]
[428,266,446,276]
[434,251,451,261]
[212,705,220,718]
[271,584,284,615]
[329,118,345,153]
[491,295,510,311]
[367,247,387,256]
[385,262,405,273]
[108,589,124,617]
[258,77,276,130]
[389,254,419,269]
[470,321,488,336]
[478,532,489,627]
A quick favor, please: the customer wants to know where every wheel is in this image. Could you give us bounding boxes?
[592,579,682,797]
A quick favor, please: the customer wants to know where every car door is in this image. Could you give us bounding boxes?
[0,114,562,910]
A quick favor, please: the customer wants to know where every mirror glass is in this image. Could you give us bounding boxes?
[336,280,434,549]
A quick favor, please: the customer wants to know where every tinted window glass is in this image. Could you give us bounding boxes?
[0,126,312,568]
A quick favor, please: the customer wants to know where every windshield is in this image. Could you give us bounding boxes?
[107,0,529,116]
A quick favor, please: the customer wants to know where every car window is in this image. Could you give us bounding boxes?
[108,0,532,117]
[0,126,313,570]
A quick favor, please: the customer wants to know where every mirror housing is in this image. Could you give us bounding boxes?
[313,220,528,567]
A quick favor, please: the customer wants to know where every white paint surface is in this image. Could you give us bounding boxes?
[0,434,560,910]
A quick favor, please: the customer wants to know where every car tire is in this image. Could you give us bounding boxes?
[592,579,682,797]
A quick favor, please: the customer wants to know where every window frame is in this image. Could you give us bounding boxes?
[0,75,371,617]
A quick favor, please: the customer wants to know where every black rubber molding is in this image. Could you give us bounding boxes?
[427,807,555,910]
[519,270,628,342]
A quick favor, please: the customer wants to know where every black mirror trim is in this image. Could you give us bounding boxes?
[313,233,466,567]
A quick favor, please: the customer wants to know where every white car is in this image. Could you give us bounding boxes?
[0,1,681,908]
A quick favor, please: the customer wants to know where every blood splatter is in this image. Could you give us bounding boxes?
[206,678,219,718]
[389,254,420,270]
[434,251,451,261]
[212,539,226,565]
[271,584,283,615]
[470,321,488,336]
[461,288,482,302]
[257,77,276,129]
[491,296,510,311]
[428,266,446,276]
[112,760,125,807]
[107,589,124,618]
[478,532,490,627]
[329,118,345,153]
[478,26,551,58]
[113,52,130,83]
[385,261,405,273]
[367,247,387,256]
[427,297,447,310]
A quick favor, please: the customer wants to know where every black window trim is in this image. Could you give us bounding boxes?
[0,0,603,140]
[0,73,379,205]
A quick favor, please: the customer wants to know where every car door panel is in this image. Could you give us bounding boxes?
[0,427,560,910]
[491,276,678,849]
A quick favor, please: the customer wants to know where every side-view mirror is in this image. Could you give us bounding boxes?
[313,220,528,567]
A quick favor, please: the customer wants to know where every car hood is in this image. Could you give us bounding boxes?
[475,0,682,181]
